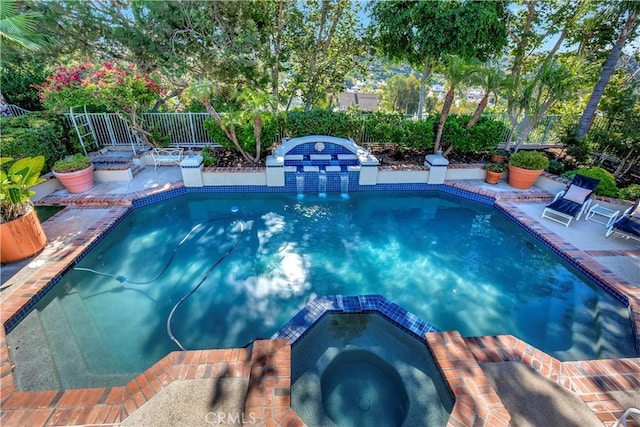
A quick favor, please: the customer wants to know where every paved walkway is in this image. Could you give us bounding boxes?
[1,167,639,427]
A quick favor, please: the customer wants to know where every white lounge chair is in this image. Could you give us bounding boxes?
[541,174,600,227]
[606,200,640,242]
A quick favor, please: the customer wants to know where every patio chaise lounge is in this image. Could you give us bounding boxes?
[605,200,640,242]
[541,174,600,227]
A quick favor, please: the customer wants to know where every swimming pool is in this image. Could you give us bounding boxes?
[8,191,636,390]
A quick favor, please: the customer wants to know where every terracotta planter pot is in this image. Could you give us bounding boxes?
[491,154,506,163]
[485,170,503,184]
[1,208,47,263]
[54,164,95,193]
[507,165,543,189]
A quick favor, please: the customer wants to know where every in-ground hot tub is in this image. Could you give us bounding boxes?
[290,312,453,427]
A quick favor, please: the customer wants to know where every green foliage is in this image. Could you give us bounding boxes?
[53,154,91,173]
[369,1,508,67]
[484,162,506,173]
[546,159,566,175]
[286,109,359,139]
[509,150,550,170]
[203,113,280,157]
[401,118,437,149]
[201,146,219,167]
[0,156,46,222]
[0,51,49,110]
[562,167,618,197]
[442,115,508,153]
[561,129,593,165]
[289,0,367,110]
[0,112,70,171]
[618,184,640,201]
[148,127,171,148]
[38,61,162,113]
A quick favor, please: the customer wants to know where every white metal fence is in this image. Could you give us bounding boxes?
[68,111,573,149]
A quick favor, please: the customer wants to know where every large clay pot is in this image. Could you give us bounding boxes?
[507,165,543,189]
[54,164,95,193]
[0,208,47,263]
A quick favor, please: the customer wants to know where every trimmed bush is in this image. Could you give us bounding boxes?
[201,146,219,167]
[562,167,618,197]
[509,150,550,170]
[286,109,360,139]
[618,184,640,201]
[402,118,436,148]
[0,112,70,171]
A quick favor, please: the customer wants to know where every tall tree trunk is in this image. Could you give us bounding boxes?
[466,94,488,128]
[203,100,253,162]
[613,148,634,177]
[433,87,455,153]
[270,0,286,99]
[577,8,638,137]
[253,115,262,163]
[417,57,431,119]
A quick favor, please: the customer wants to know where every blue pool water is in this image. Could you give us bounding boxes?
[10,191,636,389]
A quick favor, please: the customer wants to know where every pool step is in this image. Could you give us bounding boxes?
[35,294,132,389]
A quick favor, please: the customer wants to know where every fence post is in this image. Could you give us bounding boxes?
[188,112,197,144]
[104,113,117,146]
[540,115,555,146]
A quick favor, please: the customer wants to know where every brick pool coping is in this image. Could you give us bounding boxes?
[1,180,639,426]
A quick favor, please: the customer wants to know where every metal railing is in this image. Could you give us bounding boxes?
[65,112,218,148]
[2,104,31,117]
[66,111,588,150]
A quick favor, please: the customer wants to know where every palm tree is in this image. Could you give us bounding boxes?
[576,2,639,137]
[187,80,253,163]
[433,55,477,154]
[240,90,279,163]
[0,0,43,51]
[0,0,44,115]
[509,58,585,151]
[466,64,505,129]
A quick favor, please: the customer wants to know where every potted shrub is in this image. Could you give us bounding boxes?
[53,154,94,193]
[490,149,509,164]
[484,162,506,184]
[0,156,48,263]
[507,150,550,189]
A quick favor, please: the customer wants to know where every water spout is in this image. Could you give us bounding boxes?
[340,172,349,199]
[296,171,305,200]
[318,170,327,198]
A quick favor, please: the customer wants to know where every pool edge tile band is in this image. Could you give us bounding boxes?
[273,294,441,347]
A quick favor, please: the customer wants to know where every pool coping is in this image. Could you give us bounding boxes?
[1,180,639,426]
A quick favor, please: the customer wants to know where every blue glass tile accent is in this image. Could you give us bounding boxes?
[273,295,440,346]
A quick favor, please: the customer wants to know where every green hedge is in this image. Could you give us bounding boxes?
[0,113,70,171]
[203,113,281,157]
[442,115,508,153]
[203,109,508,155]
[562,167,619,197]
[286,109,361,139]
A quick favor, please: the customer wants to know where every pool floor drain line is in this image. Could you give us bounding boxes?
[71,215,246,351]
[166,220,245,351]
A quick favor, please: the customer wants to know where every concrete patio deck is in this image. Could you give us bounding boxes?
[1,165,638,427]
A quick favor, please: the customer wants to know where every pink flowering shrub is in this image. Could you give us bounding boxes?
[38,61,162,113]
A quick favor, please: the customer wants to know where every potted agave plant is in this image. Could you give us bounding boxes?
[507,150,550,189]
[0,156,48,263]
[53,154,94,193]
